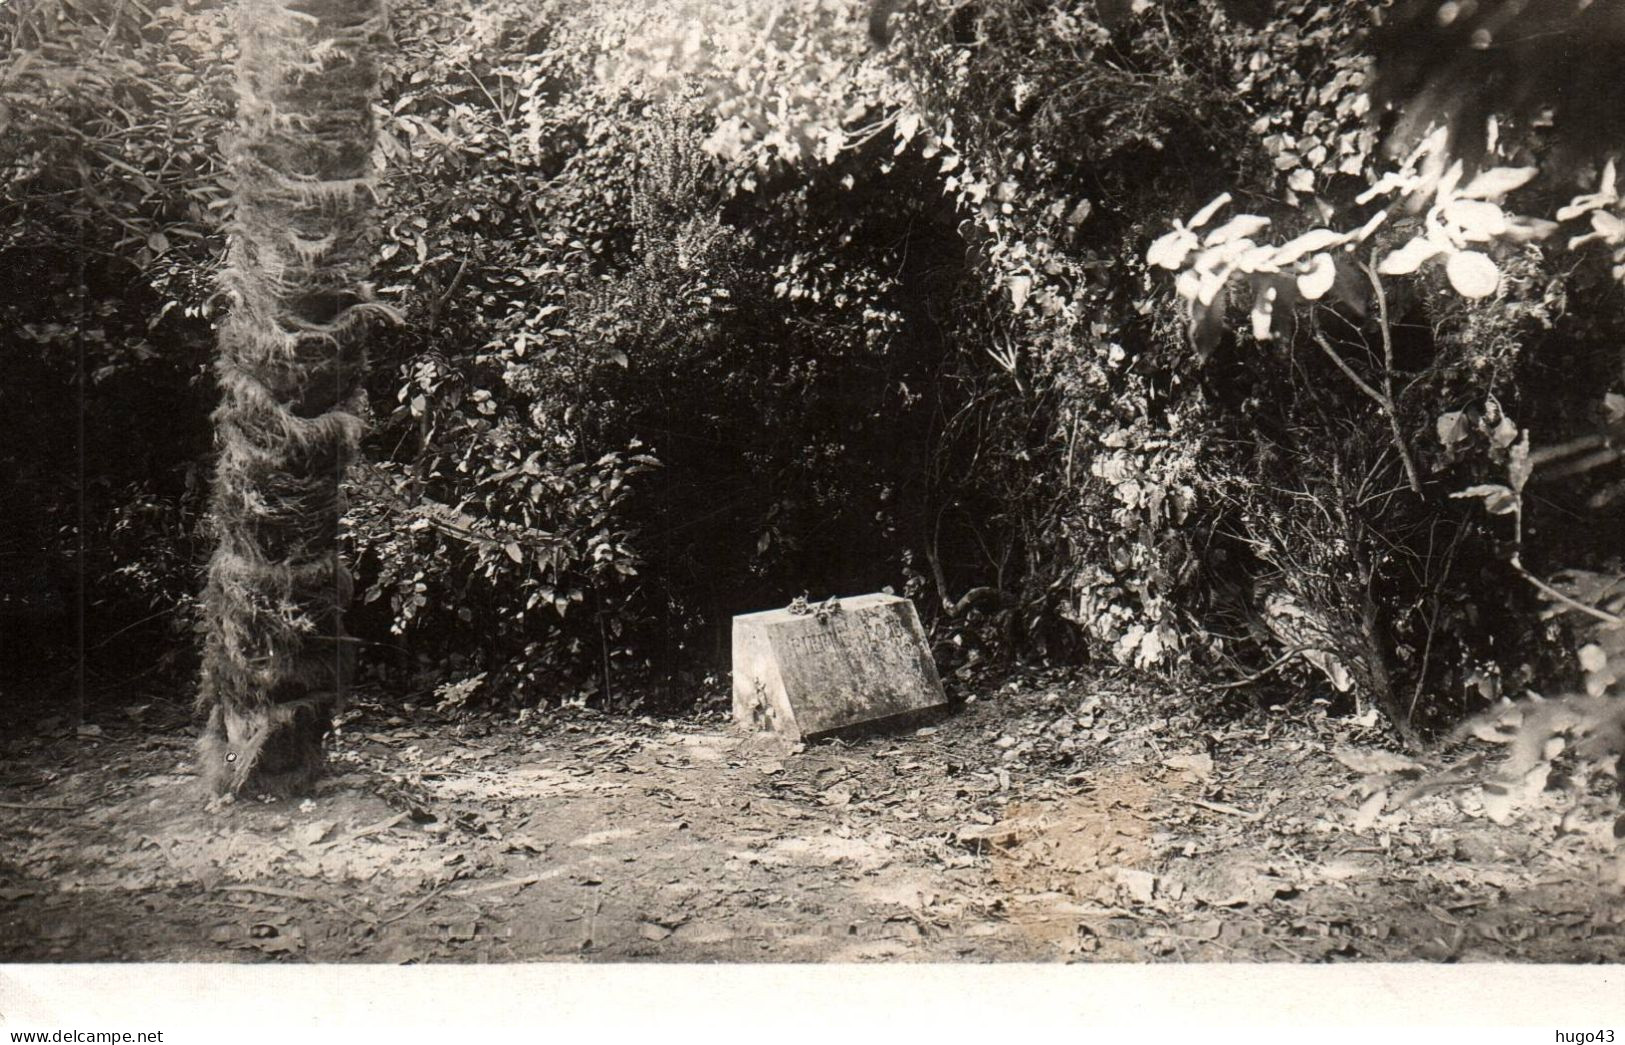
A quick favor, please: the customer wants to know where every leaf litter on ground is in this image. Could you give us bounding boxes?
[0,670,1620,962]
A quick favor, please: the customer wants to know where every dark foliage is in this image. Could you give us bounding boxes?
[3,0,1621,752]
[1372,0,1625,167]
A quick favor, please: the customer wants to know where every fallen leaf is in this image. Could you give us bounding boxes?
[1352,790,1387,834]
[1112,867,1158,905]
[568,827,638,847]
[956,823,1019,848]
[1332,747,1421,776]
[1424,903,1460,926]
[248,925,300,954]
[821,786,854,807]
[1315,858,1370,882]
[1163,752,1215,780]
[295,819,338,846]
[1186,863,1291,907]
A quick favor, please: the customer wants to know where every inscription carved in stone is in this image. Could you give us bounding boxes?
[731,593,947,739]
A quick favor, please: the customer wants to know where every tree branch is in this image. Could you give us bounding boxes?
[1310,320,1424,497]
[427,255,470,329]
[1511,555,1625,628]
[350,459,557,553]
[1363,257,1422,496]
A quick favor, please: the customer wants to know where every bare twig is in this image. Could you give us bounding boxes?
[1310,325,1423,496]
[1210,644,1337,689]
[97,0,130,54]
[450,874,546,898]
[1182,797,1267,822]
[1407,523,1464,727]
[382,881,458,925]
[217,883,377,924]
[1512,555,1625,627]
[426,255,470,329]
[580,888,604,952]
[599,612,614,710]
[1363,258,1424,496]
[1310,327,1384,406]
[311,811,409,851]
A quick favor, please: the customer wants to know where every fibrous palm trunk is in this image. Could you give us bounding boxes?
[198,0,394,797]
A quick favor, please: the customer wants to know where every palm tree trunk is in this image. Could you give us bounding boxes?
[198,0,394,797]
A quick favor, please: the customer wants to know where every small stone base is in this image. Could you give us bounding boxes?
[731,593,947,740]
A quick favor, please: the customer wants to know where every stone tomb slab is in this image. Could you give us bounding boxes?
[731,593,947,739]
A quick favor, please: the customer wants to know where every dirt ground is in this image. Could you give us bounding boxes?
[2,669,1621,963]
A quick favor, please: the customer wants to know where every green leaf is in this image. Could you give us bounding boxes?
[894,110,919,144]
[1352,210,1389,243]
[1435,410,1470,448]
[1250,282,1277,341]
[1441,199,1507,241]
[503,541,523,564]
[1188,284,1228,359]
[1187,193,1232,230]
[1556,160,1618,221]
[1201,214,1270,248]
[1147,229,1197,270]
[1189,269,1223,308]
[1452,484,1518,515]
[1445,250,1501,298]
[1508,431,1531,493]
[1007,274,1032,312]
[1578,643,1608,673]
[1377,237,1443,276]
[1457,166,1537,200]
[1272,228,1347,267]
[1296,253,1336,300]
[1490,415,1519,450]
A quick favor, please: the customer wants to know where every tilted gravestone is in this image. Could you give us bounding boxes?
[732,593,947,739]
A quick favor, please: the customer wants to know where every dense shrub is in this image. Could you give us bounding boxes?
[4,0,1620,736]
[877,0,1625,736]
[342,3,1022,703]
[1,0,225,680]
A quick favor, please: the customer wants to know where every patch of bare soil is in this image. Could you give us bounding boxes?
[1,672,1620,962]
